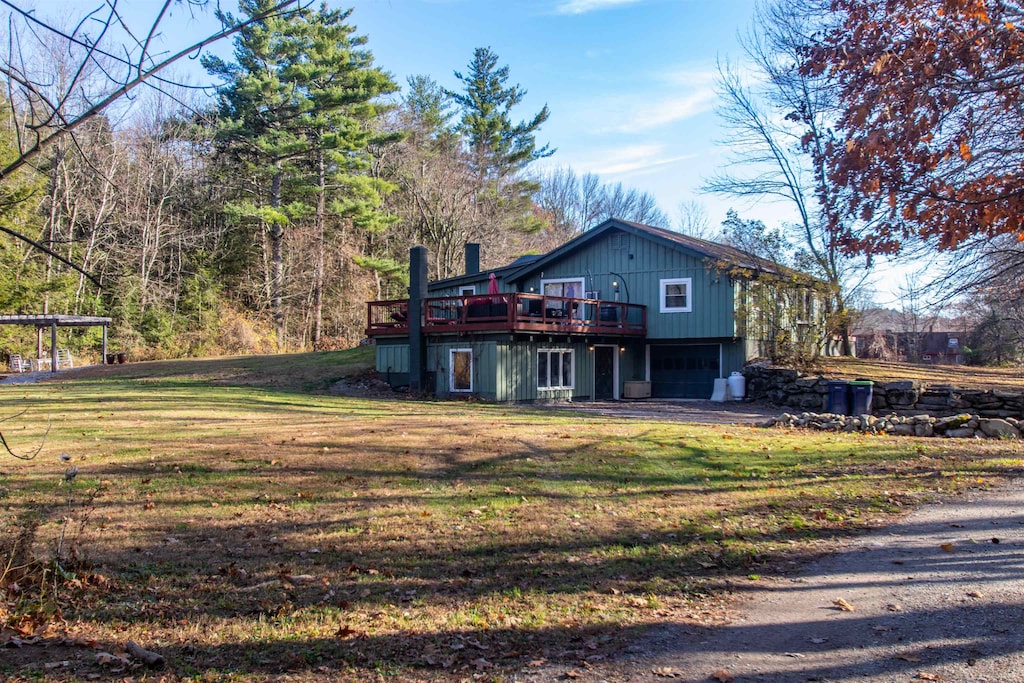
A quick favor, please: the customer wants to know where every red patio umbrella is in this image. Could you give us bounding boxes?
[488,273,499,295]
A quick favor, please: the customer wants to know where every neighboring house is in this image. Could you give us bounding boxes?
[365,218,825,402]
[855,328,965,365]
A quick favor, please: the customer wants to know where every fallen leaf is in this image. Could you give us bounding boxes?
[783,652,806,658]
[96,651,131,668]
[712,669,734,682]
[563,670,583,680]
[886,603,903,612]
[334,625,360,639]
[916,673,942,681]
[897,654,923,663]
[653,667,681,678]
[832,598,855,611]
[940,543,954,552]
[967,591,984,598]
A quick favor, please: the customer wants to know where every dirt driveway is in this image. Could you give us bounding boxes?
[522,480,1024,682]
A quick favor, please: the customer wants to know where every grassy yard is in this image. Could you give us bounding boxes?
[1,350,1022,682]
[816,356,1024,391]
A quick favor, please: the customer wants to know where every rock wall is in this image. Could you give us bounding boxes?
[743,365,1024,419]
[763,411,1021,439]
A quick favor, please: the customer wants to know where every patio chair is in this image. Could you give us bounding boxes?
[8,354,28,373]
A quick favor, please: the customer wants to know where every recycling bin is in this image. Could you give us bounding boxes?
[827,380,850,415]
[850,380,874,415]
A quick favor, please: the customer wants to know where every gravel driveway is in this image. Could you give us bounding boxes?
[523,480,1024,682]
[538,399,780,425]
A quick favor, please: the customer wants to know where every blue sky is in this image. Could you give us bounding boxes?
[101,0,764,226]
[34,0,921,304]
[348,0,759,227]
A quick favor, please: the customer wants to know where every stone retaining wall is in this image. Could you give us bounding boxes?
[763,411,1021,439]
[743,365,1024,419]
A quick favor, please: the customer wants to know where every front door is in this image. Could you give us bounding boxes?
[594,345,616,400]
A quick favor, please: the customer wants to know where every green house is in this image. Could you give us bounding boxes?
[366,218,823,402]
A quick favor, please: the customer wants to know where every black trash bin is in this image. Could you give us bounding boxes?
[827,380,851,415]
[850,380,874,415]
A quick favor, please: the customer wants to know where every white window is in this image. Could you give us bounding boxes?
[460,286,475,296]
[450,349,473,392]
[660,278,692,313]
[538,349,574,390]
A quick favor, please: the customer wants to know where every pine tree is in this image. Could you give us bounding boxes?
[205,1,396,348]
[445,47,553,248]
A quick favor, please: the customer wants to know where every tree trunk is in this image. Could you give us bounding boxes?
[311,144,326,346]
[270,166,285,350]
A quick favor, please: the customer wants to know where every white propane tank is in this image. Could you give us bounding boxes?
[727,371,746,400]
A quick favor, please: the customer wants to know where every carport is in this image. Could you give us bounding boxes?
[0,314,112,373]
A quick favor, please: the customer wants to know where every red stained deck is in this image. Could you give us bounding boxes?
[366,294,646,338]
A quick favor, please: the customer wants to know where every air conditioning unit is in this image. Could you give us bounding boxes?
[623,381,651,399]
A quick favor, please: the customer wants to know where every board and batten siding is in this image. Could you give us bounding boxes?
[375,342,410,373]
[513,229,737,340]
[495,340,594,402]
[427,338,599,402]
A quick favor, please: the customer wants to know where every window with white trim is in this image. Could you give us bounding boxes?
[537,348,574,390]
[460,286,475,296]
[660,278,692,313]
[450,349,473,392]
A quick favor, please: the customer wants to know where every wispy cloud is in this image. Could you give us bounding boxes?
[555,0,644,15]
[565,144,695,177]
[603,90,716,133]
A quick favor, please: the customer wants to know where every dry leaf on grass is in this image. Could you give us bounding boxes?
[712,669,735,682]
[940,543,955,552]
[896,654,923,663]
[832,597,856,611]
[966,590,984,598]
[916,673,942,681]
[652,666,681,678]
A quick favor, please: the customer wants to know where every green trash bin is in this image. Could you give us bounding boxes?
[849,380,874,415]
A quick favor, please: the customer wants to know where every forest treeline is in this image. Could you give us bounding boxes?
[0,2,670,360]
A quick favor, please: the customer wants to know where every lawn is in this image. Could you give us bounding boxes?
[816,356,1024,391]
[2,350,1022,682]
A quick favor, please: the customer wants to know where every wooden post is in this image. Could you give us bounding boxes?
[102,325,108,364]
[50,322,57,373]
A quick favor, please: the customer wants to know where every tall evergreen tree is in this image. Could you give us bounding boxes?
[445,47,553,249]
[205,1,396,348]
[447,47,553,179]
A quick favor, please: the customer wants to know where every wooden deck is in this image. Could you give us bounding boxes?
[366,294,646,337]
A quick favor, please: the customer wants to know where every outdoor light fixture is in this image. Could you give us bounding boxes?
[619,346,626,352]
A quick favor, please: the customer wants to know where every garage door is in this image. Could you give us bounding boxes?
[650,344,720,399]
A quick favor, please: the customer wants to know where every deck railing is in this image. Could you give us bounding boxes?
[366,293,646,337]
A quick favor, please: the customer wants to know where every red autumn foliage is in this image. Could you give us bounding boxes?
[808,0,1024,253]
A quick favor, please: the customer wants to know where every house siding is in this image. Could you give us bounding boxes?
[375,341,410,387]
[510,228,736,340]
